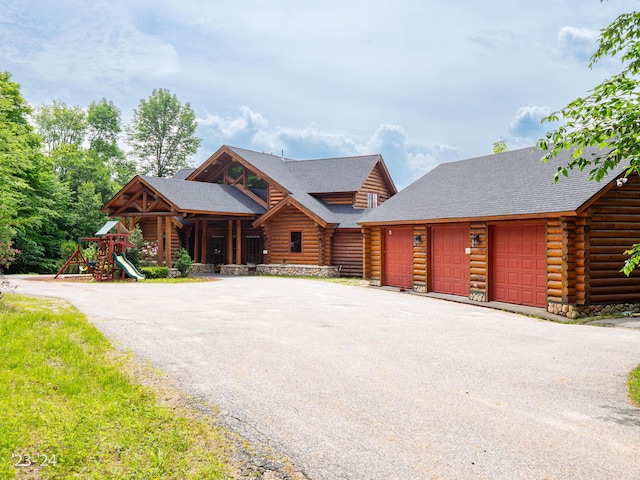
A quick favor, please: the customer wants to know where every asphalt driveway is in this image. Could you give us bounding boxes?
[8,275,640,479]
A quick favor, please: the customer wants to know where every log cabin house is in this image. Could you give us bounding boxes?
[358,146,640,318]
[101,145,396,277]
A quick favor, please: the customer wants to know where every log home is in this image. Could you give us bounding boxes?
[358,146,640,318]
[102,145,396,277]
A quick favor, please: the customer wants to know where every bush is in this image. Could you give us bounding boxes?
[175,248,193,277]
[126,225,145,268]
[139,266,169,279]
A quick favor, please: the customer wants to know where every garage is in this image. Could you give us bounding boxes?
[383,227,413,289]
[491,224,546,307]
[431,225,469,296]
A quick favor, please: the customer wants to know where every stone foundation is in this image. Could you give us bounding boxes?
[221,264,250,276]
[190,263,217,275]
[548,302,640,319]
[413,283,426,293]
[469,291,487,302]
[256,264,339,278]
[369,279,381,287]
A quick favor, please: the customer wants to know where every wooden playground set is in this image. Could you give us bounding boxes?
[55,221,145,281]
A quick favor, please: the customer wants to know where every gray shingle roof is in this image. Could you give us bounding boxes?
[172,168,196,180]
[141,176,266,215]
[227,146,381,226]
[359,146,621,224]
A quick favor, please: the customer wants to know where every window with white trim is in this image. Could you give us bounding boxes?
[367,192,379,209]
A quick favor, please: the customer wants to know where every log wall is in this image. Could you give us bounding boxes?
[269,186,286,208]
[136,217,180,264]
[332,229,364,277]
[412,225,428,292]
[354,164,394,208]
[469,222,488,301]
[263,204,323,265]
[588,176,640,303]
[313,192,354,205]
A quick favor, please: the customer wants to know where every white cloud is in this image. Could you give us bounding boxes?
[557,26,599,64]
[197,108,458,189]
[1,1,179,92]
[506,106,555,147]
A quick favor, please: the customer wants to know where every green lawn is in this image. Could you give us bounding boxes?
[629,364,640,406]
[0,294,233,479]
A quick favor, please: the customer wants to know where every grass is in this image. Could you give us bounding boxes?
[0,294,233,479]
[629,364,640,406]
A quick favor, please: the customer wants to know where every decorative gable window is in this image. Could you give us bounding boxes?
[290,231,302,253]
[367,192,378,209]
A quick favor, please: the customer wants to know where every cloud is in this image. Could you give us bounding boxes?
[557,26,599,64]
[197,108,458,189]
[1,1,179,91]
[506,106,555,147]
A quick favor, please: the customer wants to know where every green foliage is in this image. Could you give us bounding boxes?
[175,248,193,277]
[140,266,169,278]
[126,88,202,177]
[537,8,640,273]
[629,364,640,406]
[87,99,135,188]
[493,140,508,153]
[126,225,145,268]
[57,240,80,274]
[0,294,231,479]
[33,100,86,153]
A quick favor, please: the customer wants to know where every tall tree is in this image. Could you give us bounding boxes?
[87,99,135,187]
[0,72,69,273]
[33,100,86,153]
[537,8,640,275]
[126,88,201,177]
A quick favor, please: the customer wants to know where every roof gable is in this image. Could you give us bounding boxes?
[359,146,623,224]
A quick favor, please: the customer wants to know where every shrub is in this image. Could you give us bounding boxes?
[174,248,193,277]
[126,225,145,268]
[140,266,169,279]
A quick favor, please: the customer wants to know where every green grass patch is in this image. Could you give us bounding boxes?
[0,294,232,479]
[629,364,640,407]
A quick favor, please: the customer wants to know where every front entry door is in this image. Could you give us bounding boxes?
[210,236,225,269]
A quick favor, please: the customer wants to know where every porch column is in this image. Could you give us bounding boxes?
[127,217,134,231]
[165,216,172,269]
[194,221,201,263]
[157,216,164,267]
[236,220,242,265]
[200,221,207,264]
[227,220,233,264]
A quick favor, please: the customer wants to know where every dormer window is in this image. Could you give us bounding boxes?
[367,192,378,209]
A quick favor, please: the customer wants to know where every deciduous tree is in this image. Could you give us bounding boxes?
[537,8,640,275]
[126,88,201,177]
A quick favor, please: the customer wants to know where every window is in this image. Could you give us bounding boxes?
[290,231,302,253]
[367,192,378,209]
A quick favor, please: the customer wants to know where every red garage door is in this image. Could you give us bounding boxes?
[491,224,546,307]
[384,227,413,289]
[431,226,469,296]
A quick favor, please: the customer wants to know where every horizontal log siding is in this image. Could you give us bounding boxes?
[370,227,383,283]
[588,178,640,302]
[362,227,372,279]
[413,225,427,292]
[136,217,180,264]
[312,192,354,205]
[264,205,321,264]
[546,219,565,303]
[332,229,363,277]
[269,186,286,208]
[470,223,487,301]
[354,164,394,208]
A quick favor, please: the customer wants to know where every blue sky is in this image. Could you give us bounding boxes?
[0,0,632,188]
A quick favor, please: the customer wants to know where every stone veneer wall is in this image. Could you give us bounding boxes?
[548,302,640,319]
[256,264,339,278]
[221,265,250,276]
[190,263,217,275]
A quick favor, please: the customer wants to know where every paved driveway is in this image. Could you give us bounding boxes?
[8,275,640,479]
